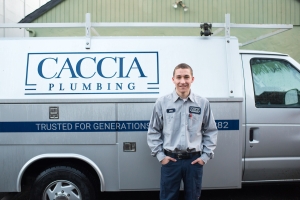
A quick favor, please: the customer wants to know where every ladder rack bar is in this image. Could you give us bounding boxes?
[0,23,293,29]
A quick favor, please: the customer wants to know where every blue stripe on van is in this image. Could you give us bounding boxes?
[0,120,239,132]
[215,120,239,130]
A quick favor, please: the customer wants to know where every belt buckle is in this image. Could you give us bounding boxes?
[177,153,183,160]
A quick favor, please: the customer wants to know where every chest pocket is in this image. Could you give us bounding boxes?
[188,114,201,135]
[164,112,181,134]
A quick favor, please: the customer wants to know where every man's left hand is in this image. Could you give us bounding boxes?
[191,158,205,165]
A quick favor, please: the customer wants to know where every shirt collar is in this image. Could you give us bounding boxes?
[172,89,195,102]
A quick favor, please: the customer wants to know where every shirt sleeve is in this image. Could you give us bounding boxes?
[200,101,218,164]
[147,100,166,162]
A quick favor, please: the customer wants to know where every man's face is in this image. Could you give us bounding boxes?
[172,68,194,95]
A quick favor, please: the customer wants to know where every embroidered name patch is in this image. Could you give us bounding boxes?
[167,108,176,113]
[189,106,201,115]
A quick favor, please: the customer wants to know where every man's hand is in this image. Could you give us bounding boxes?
[161,156,177,165]
[191,158,205,165]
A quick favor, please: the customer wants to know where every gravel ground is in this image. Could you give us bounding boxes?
[1,183,299,200]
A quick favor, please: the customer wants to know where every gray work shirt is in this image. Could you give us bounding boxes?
[147,90,218,163]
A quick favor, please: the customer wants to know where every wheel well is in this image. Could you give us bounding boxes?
[21,158,101,192]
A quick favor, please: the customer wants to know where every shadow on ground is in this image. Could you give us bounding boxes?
[1,183,299,200]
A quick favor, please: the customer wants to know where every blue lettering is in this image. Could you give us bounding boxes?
[125,57,147,78]
[59,83,64,91]
[118,57,125,78]
[76,57,96,78]
[57,58,78,78]
[83,83,91,90]
[128,82,135,90]
[97,83,102,90]
[97,57,117,78]
[49,83,54,91]
[38,57,58,79]
[116,83,122,90]
[70,83,77,91]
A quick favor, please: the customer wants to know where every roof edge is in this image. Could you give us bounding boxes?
[239,50,288,56]
[19,0,65,23]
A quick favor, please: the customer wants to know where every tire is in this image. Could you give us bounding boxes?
[30,166,96,200]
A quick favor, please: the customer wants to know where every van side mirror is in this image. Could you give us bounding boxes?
[285,89,299,105]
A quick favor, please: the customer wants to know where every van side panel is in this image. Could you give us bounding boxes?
[0,103,120,191]
[0,99,243,191]
[0,36,244,191]
[118,102,160,189]
[202,100,243,189]
[0,145,119,191]
[118,100,243,190]
[0,37,243,100]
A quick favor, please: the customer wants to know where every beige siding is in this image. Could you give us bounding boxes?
[33,0,300,25]
[28,0,300,64]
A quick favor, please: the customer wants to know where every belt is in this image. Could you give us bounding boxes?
[164,150,201,160]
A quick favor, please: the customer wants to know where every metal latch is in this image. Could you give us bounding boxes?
[49,107,59,119]
[123,142,136,152]
[85,13,91,49]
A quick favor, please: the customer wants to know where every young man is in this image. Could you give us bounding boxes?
[147,63,218,200]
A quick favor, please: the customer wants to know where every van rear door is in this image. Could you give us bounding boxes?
[242,53,300,182]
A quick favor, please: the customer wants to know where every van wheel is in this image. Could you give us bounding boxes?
[30,166,96,200]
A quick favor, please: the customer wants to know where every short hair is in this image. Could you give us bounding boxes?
[173,63,193,76]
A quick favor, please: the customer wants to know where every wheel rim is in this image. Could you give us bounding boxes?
[42,180,82,200]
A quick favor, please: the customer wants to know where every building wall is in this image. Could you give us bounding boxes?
[0,0,50,37]
[25,0,300,63]
[2,0,300,62]
[33,0,300,24]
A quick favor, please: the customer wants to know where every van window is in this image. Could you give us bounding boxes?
[250,58,300,108]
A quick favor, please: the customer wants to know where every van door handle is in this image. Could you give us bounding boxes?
[249,127,259,147]
[249,129,254,142]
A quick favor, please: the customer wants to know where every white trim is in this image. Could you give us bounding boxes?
[244,157,300,161]
[243,179,300,183]
[16,153,105,192]
[231,24,293,29]
[0,13,293,48]
[225,14,234,97]
[0,22,293,29]
[239,50,288,56]
[0,23,86,28]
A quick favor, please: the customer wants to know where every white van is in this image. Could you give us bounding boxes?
[0,18,299,200]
